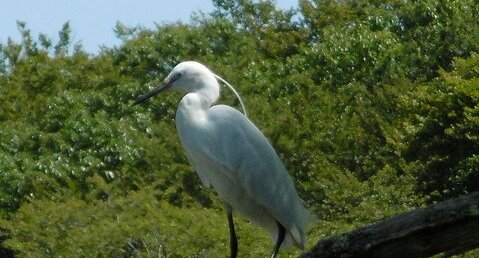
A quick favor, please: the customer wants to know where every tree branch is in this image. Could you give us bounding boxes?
[300,192,479,258]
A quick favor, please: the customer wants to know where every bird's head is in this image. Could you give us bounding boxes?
[133,61,220,105]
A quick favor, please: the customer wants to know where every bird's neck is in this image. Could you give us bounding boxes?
[176,92,209,135]
[177,92,211,119]
[196,85,219,107]
[176,79,220,126]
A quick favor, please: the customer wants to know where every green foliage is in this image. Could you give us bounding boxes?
[0,186,303,257]
[1,0,479,256]
[403,54,479,202]
[54,22,72,56]
[300,0,479,84]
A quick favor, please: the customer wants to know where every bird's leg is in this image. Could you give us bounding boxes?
[270,221,286,258]
[225,205,238,258]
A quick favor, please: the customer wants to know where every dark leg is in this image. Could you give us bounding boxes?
[226,208,238,258]
[270,221,286,258]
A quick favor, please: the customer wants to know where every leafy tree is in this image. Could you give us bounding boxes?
[300,0,479,84]
[0,183,308,257]
[1,0,479,256]
[403,54,479,202]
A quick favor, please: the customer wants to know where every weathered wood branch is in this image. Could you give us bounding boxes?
[300,192,479,258]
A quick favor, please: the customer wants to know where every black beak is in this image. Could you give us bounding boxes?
[133,72,182,106]
[132,81,171,106]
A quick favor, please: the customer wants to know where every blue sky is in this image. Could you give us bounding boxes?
[0,0,298,54]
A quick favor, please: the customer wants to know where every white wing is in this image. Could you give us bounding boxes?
[187,104,309,247]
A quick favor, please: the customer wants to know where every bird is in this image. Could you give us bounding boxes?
[134,61,311,258]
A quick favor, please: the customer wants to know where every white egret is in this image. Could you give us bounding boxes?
[134,61,311,258]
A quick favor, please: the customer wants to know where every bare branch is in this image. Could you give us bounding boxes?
[301,192,479,258]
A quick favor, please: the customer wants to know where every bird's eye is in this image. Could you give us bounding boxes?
[170,72,182,83]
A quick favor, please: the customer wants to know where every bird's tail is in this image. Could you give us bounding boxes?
[268,202,314,249]
[289,201,315,249]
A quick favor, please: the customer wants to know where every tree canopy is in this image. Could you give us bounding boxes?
[1,0,479,257]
